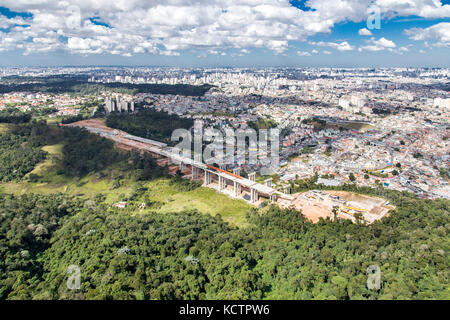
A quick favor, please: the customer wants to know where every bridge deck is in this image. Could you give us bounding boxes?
[67,121,293,201]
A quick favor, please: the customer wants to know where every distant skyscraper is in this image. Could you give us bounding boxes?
[434,98,450,109]
[104,95,135,114]
[338,98,350,109]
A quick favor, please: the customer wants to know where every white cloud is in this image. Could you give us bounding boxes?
[375,37,396,48]
[358,28,372,36]
[375,0,450,19]
[404,22,450,47]
[0,0,448,56]
[359,37,396,51]
[309,40,355,51]
[297,50,311,56]
[323,50,332,55]
[0,0,324,55]
[0,15,30,29]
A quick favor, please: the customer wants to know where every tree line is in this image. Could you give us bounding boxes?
[106,109,194,145]
[0,191,447,300]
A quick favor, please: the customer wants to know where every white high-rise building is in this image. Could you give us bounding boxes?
[434,98,450,109]
[338,98,350,109]
[351,95,366,108]
[104,96,135,113]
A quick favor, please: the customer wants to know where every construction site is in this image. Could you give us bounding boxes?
[287,189,395,223]
[64,119,292,205]
[64,119,395,225]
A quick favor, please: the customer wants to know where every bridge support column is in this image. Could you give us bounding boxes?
[233,168,241,176]
[248,172,256,182]
[218,175,226,190]
[204,171,211,185]
[250,188,258,203]
[234,182,241,197]
[192,166,198,179]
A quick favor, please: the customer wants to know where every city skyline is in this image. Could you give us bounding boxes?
[0,0,449,67]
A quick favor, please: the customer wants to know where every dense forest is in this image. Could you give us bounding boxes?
[0,120,448,300]
[0,76,212,96]
[0,191,448,300]
[247,117,278,130]
[0,131,46,182]
[0,108,32,124]
[0,121,166,180]
[106,109,194,145]
[60,126,124,177]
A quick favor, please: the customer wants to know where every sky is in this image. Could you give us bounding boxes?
[0,0,449,67]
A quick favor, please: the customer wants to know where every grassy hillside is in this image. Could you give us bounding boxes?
[0,123,252,227]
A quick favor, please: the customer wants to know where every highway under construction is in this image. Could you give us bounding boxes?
[65,119,293,206]
[65,120,394,224]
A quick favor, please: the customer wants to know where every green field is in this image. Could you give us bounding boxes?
[144,179,252,227]
[0,120,251,227]
[1,143,252,227]
[335,121,374,131]
[2,144,132,201]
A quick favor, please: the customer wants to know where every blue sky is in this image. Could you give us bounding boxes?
[0,0,449,67]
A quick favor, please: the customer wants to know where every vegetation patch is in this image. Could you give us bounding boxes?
[106,109,194,145]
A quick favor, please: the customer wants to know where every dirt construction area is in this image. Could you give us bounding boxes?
[286,189,395,224]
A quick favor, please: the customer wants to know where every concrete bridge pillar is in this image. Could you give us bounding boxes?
[250,188,258,203]
[219,175,227,190]
[248,172,256,182]
[204,171,212,185]
[265,178,272,188]
[233,168,241,176]
[192,166,201,179]
[234,182,241,197]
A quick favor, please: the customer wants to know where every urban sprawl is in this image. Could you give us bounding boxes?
[1,67,448,223]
